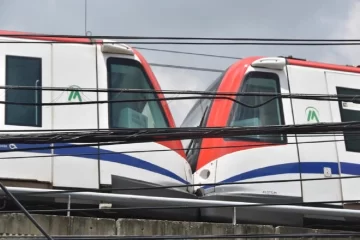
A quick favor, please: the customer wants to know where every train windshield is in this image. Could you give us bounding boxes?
[227,71,284,142]
[107,57,169,129]
[181,72,225,128]
[180,71,225,151]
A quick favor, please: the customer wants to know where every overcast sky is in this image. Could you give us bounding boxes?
[0,0,359,125]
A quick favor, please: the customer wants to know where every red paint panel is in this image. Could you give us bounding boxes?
[132,48,186,158]
[0,30,102,44]
[288,58,360,74]
[196,56,286,170]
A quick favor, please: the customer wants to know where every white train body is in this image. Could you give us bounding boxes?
[0,31,192,192]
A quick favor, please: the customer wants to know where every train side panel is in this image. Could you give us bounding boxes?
[0,40,53,187]
[286,65,342,206]
[325,71,360,202]
[96,46,190,190]
[51,43,99,189]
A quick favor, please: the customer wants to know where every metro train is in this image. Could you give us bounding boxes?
[0,31,195,212]
[2,29,360,228]
[181,56,360,226]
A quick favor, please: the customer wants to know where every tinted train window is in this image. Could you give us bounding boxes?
[337,86,360,152]
[181,72,224,129]
[107,57,168,129]
[227,71,284,143]
[5,55,42,127]
[181,71,225,172]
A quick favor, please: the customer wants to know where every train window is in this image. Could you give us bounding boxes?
[227,71,285,143]
[107,57,169,129]
[337,86,360,153]
[5,55,42,127]
[181,72,224,129]
[181,71,225,172]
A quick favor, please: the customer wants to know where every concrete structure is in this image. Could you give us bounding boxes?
[0,213,359,239]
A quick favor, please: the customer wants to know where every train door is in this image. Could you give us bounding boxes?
[51,44,99,189]
[286,65,342,204]
[0,42,52,187]
[325,71,360,202]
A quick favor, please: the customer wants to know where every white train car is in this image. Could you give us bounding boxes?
[181,56,360,226]
[0,30,194,205]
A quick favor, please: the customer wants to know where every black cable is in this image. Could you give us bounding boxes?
[0,133,359,196]
[149,63,224,73]
[4,33,360,42]
[4,85,360,102]
[125,41,360,46]
[0,132,353,159]
[1,199,359,215]
[0,183,53,240]
[1,232,360,239]
[135,47,241,60]
[1,121,360,144]
[0,91,358,111]
[4,40,360,46]
[15,174,360,197]
[0,95,275,108]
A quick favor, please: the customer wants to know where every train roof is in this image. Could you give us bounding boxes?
[0,29,104,43]
[238,55,360,74]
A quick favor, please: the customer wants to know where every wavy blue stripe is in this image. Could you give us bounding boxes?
[54,143,190,184]
[2,143,189,185]
[202,161,357,190]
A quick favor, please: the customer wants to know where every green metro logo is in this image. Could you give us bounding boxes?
[68,85,82,102]
[305,107,319,123]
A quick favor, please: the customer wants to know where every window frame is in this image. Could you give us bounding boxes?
[5,55,42,127]
[106,57,170,129]
[336,86,360,153]
[224,71,287,144]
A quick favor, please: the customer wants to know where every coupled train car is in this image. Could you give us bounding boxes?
[181,56,360,226]
[0,31,195,215]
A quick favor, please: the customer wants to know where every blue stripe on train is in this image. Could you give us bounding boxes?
[202,162,360,190]
[0,143,190,185]
[3,144,360,187]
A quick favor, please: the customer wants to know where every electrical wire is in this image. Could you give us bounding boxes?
[3,85,360,102]
[1,199,359,215]
[149,63,224,73]
[0,132,353,158]
[0,121,360,144]
[4,33,360,42]
[0,133,358,197]
[1,233,359,239]
[0,91,358,112]
[4,40,360,46]
[135,47,241,60]
[14,175,360,197]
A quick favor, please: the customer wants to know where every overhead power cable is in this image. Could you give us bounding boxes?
[15,175,360,197]
[0,121,360,144]
[0,132,355,158]
[3,85,360,102]
[2,86,360,110]
[135,47,241,60]
[1,199,359,214]
[0,232,359,239]
[149,63,224,73]
[3,33,360,42]
[3,40,360,46]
